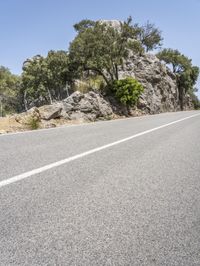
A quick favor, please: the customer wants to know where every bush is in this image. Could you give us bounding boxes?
[26,116,40,130]
[112,78,144,106]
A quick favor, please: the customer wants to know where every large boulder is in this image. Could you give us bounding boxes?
[99,20,122,31]
[15,107,41,124]
[61,91,113,122]
[38,104,62,120]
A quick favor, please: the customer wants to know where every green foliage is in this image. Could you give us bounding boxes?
[156,48,199,109]
[0,66,21,115]
[21,55,49,107]
[0,66,19,95]
[178,66,199,93]
[73,19,96,33]
[112,78,144,106]
[138,21,163,52]
[69,17,163,88]
[157,48,199,92]
[21,51,71,109]
[73,75,105,93]
[26,116,40,130]
[69,18,143,86]
[156,48,192,73]
[189,91,200,109]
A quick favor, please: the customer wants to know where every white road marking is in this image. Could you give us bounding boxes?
[0,113,199,188]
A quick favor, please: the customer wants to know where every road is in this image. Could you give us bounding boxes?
[0,110,200,266]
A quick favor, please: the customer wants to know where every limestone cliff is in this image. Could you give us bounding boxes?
[119,53,193,114]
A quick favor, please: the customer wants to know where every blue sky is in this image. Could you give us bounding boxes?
[0,0,200,97]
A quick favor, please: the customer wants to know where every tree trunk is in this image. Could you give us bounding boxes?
[23,91,28,111]
[85,67,111,87]
[47,89,53,104]
[179,87,185,111]
[114,64,119,80]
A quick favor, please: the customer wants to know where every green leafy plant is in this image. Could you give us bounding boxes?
[112,78,144,106]
[26,116,40,130]
[21,50,71,109]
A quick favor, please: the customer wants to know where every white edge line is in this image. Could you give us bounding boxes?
[0,113,199,189]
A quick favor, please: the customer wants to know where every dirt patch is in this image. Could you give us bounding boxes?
[0,116,85,134]
[0,116,25,133]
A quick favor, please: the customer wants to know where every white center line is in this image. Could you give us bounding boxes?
[0,113,199,189]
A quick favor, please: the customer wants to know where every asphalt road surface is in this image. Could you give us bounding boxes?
[0,111,200,266]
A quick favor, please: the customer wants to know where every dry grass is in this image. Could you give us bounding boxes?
[0,116,24,133]
[0,116,84,134]
[74,76,105,93]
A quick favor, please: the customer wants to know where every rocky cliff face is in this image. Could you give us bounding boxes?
[119,53,181,114]
[99,20,193,113]
[56,53,193,118]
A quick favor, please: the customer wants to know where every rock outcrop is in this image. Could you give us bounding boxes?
[0,91,114,133]
[61,91,113,122]
[39,105,62,120]
[119,53,181,114]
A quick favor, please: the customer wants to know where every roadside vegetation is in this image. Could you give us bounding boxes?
[111,78,144,106]
[26,116,40,130]
[0,17,199,116]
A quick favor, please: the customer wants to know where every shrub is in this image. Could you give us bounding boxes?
[26,116,40,130]
[112,78,144,106]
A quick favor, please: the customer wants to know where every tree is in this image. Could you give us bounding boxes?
[73,19,96,33]
[21,55,50,109]
[157,48,191,73]
[69,18,143,87]
[0,66,20,96]
[21,51,70,109]
[45,50,71,100]
[157,48,199,109]
[178,66,199,94]
[0,66,21,115]
[138,21,163,52]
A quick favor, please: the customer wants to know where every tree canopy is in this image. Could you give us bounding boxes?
[138,21,163,52]
[73,19,96,33]
[0,66,20,96]
[69,18,143,86]
[69,17,163,87]
[21,50,70,109]
[157,48,199,109]
[157,48,192,73]
[0,66,21,114]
